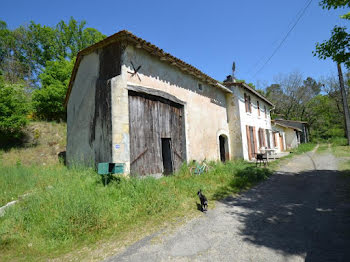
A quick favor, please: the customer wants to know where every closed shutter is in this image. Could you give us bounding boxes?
[246,125,252,160]
[252,126,258,156]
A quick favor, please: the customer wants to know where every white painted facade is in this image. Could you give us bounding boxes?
[224,82,274,160]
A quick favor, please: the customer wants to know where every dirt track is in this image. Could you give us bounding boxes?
[105,148,350,262]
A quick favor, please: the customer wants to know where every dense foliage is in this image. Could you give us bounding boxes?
[264,71,350,140]
[0,17,105,128]
[32,58,75,121]
[0,76,29,138]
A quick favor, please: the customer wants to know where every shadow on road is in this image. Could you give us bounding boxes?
[218,170,350,262]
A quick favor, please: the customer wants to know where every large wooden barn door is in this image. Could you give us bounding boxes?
[128,90,186,176]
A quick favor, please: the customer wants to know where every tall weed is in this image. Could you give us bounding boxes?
[0,160,271,260]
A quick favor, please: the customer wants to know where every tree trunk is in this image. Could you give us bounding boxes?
[337,63,350,145]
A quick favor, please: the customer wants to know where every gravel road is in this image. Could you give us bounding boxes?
[105,148,350,262]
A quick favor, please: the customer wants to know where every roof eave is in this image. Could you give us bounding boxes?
[224,82,274,107]
[64,30,226,107]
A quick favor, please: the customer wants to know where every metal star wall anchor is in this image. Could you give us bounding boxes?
[128,61,142,81]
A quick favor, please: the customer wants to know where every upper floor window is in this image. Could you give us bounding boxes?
[198,83,203,91]
[257,101,260,116]
[264,105,267,118]
[244,93,252,113]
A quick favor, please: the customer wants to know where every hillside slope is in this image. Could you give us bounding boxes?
[0,121,66,166]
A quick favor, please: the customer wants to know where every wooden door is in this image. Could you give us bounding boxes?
[279,134,284,151]
[128,91,186,176]
[246,126,257,160]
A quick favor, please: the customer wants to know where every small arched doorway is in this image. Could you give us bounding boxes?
[219,135,229,162]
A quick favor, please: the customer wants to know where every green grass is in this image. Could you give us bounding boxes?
[330,140,350,171]
[291,142,317,154]
[0,160,271,261]
[316,144,329,153]
[0,165,63,206]
[329,136,348,147]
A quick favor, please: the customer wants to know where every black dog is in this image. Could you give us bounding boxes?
[197,189,208,212]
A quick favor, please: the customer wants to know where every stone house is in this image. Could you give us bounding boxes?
[222,80,274,160]
[64,30,274,175]
[272,120,301,150]
[274,119,309,144]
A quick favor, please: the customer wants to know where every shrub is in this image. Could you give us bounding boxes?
[0,78,30,143]
[329,136,348,146]
[32,58,74,121]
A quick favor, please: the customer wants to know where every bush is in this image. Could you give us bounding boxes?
[0,78,30,142]
[32,58,74,121]
[329,136,348,146]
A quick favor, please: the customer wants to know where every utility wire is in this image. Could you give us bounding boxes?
[245,3,306,75]
[252,0,313,78]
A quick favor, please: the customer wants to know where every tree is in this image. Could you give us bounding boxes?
[315,26,350,69]
[0,18,105,86]
[314,0,350,144]
[320,0,350,19]
[32,58,74,121]
[0,76,30,137]
[266,72,321,121]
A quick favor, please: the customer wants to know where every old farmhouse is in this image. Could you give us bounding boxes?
[65,30,275,176]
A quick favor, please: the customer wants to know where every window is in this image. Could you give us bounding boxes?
[198,83,203,91]
[264,105,267,118]
[244,93,252,113]
[257,101,260,116]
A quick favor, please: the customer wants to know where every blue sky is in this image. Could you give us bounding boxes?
[2,0,349,89]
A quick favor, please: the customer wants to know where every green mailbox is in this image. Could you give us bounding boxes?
[98,163,125,186]
[98,163,125,175]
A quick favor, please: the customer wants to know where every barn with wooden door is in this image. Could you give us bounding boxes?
[65,30,233,176]
[128,87,186,175]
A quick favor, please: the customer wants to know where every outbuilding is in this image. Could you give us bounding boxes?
[65,30,275,175]
[65,30,233,176]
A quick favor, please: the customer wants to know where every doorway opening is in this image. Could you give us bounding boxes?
[162,138,173,175]
[279,134,284,151]
[219,135,229,162]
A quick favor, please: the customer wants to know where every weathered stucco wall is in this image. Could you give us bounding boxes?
[117,45,230,162]
[67,52,100,166]
[67,43,123,167]
[227,91,243,159]
[285,128,298,149]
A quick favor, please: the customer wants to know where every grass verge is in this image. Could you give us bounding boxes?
[291,142,317,154]
[330,139,350,172]
[268,142,317,170]
[0,160,271,261]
